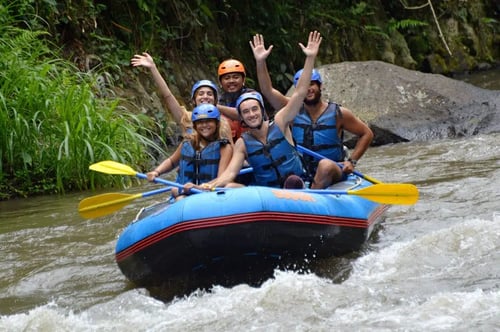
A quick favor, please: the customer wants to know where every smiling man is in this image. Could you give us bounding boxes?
[214,59,251,142]
[201,31,322,190]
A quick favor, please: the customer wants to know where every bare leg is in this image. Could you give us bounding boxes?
[311,159,342,189]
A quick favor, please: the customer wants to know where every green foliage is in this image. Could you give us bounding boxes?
[364,25,390,39]
[202,1,383,92]
[480,17,498,33]
[0,7,166,199]
[388,18,429,33]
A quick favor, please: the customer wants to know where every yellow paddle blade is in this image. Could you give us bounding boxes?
[78,192,141,219]
[89,161,137,176]
[348,183,419,205]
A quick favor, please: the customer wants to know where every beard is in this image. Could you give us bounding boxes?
[303,90,321,106]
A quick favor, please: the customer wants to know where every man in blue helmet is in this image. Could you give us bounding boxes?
[200,31,322,190]
[250,34,373,188]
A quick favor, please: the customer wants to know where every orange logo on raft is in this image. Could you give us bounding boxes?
[271,189,316,202]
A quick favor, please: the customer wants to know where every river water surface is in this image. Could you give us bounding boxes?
[0,73,499,331]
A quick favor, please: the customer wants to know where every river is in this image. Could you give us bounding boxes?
[1,71,499,331]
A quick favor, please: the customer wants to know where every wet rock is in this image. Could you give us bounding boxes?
[316,61,500,145]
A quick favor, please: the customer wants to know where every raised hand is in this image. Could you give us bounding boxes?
[298,31,322,58]
[130,52,156,69]
[250,34,274,62]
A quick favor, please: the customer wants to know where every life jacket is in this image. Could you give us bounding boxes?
[219,87,254,142]
[176,139,229,185]
[292,102,344,176]
[243,123,305,188]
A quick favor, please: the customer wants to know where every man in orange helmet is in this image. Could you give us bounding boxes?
[216,59,256,143]
[216,59,257,185]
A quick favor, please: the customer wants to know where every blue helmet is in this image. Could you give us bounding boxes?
[191,103,220,123]
[236,92,265,115]
[191,80,218,101]
[293,68,322,87]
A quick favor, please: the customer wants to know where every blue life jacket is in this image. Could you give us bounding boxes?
[176,139,229,185]
[292,102,344,175]
[243,123,305,187]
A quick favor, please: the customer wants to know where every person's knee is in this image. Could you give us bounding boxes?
[318,159,339,176]
[313,159,342,188]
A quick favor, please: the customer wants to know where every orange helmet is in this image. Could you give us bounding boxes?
[218,59,246,80]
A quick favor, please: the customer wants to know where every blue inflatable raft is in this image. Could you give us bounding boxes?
[114,174,388,292]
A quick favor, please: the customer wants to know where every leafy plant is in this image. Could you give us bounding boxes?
[0,7,166,198]
[388,18,429,33]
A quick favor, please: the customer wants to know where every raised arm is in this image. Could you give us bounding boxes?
[250,34,289,111]
[131,52,186,125]
[275,31,322,127]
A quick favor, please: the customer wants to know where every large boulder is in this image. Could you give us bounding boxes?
[315,61,499,146]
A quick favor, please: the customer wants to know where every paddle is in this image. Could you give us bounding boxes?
[296,145,382,184]
[78,186,172,219]
[298,183,418,205]
[89,160,203,193]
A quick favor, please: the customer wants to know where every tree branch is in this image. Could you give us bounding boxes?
[399,0,452,56]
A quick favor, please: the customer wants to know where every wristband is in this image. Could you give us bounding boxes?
[348,158,357,167]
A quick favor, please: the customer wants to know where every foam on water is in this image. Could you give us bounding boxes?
[2,214,499,331]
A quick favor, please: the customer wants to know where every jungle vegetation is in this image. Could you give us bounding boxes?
[0,0,498,199]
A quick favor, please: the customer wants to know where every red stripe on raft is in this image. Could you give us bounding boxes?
[116,205,388,262]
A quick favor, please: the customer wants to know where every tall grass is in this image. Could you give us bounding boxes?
[0,16,165,199]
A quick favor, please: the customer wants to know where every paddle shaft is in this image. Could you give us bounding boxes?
[239,167,253,175]
[136,172,203,193]
[296,145,381,184]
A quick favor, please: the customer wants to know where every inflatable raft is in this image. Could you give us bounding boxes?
[114,174,389,290]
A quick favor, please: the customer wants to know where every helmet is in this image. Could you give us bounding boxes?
[191,104,220,122]
[191,80,218,101]
[293,68,322,87]
[218,59,246,79]
[236,92,265,115]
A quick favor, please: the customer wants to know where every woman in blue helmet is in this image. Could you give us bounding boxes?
[131,52,232,140]
[250,34,373,188]
[146,103,232,198]
[198,31,322,190]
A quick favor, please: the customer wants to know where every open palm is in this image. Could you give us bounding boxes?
[299,31,322,57]
[250,34,273,62]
